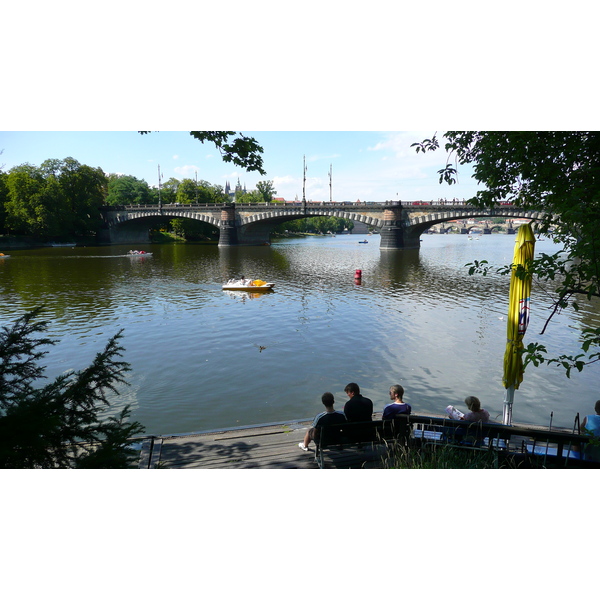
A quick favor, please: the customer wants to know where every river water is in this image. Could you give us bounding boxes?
[1,234,598,435]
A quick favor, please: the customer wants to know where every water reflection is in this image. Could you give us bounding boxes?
[1,237,598,434]
[223,289,275,302]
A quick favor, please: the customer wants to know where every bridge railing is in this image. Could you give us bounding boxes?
[100,200,517,211]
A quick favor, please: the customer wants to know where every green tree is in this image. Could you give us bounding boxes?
[176,178,217,204]
[413,131,600,375]
[235,190,263,204]
[169,217,217,241]
[176,178,197,204]
[106,174,151,205]
[206,183,229,203]
[0,170,7,232]
[0,308,144,468]
[5,158,107,238]
[42,158,107,236]
[5,164,49,235]
[256,180,277,203]
[161,177,180,204]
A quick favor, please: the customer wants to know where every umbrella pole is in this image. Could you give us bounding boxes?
[503,387,515,426]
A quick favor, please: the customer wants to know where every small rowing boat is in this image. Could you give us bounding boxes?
[128,250,153,256]
[0,253,10,258]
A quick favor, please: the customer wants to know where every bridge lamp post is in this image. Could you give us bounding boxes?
[157,164,163,209]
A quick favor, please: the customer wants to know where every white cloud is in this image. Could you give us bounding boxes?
[174,165,201,178]
[367,131,435,159]
[273,175,295,186]
[173,154,179,159]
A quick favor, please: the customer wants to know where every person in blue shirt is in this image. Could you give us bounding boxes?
[382,384,412,419]
[299,392,346,451]
[582,400,600,436]
[582,400,600,461]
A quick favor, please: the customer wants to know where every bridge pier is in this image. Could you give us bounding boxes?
[380,207,419,250]
[99,202,541,249]
[218,205,239,247]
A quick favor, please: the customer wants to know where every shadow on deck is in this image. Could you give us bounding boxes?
[138,421,390,469]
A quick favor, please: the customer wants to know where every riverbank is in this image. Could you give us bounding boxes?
[136,412,597,469]
[0,235,97,249]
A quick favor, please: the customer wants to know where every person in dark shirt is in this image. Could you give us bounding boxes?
[382,384,412,419]
[343,382,373,422]
[299,392,346,451]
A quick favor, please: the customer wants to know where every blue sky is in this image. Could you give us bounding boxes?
[0,131,481,203]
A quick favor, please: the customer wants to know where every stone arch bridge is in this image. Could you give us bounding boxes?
[98,201,544,249]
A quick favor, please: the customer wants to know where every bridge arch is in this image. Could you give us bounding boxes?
[98,202,547,248]
[236,208,383,245]
[406,208,544,240]
[103,208,221,229]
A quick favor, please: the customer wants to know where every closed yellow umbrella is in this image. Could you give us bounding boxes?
[502,223,536,425]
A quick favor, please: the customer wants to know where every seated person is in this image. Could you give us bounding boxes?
[382,384,411,418]
[581,400,600,461]
[299,392,346,451]
[462,396,490,422]
[442,396,489,445]
[581,400,600,436]
[343,382,373,422]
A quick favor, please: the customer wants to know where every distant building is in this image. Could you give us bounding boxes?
[224,178,247,201]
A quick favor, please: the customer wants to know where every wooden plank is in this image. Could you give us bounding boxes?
[150,422,392,469]
[155,424,316,469]
[137,414,593,469]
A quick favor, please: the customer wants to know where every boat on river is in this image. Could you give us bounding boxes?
[222,278,274,292]
[0,253,10,258]
[358,240,369,244]
[128,250,153,256]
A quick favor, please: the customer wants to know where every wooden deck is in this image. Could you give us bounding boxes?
[138,419,392,469]
[136,413,595,469]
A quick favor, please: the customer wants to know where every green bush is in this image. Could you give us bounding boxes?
[0,308,144,468]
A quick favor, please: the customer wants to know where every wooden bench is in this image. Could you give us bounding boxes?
[315,419,410,468]
[315,415,597,468]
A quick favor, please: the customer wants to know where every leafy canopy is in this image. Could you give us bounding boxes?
[413,132,600,376]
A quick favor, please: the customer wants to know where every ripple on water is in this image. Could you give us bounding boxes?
[2,237,598,433]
